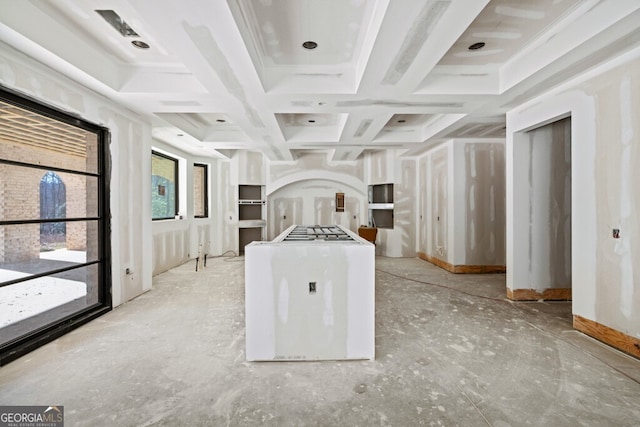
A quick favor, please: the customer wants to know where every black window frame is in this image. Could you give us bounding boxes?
[193,163,208,218]
[151,150,179,220]
[0,85,112,366]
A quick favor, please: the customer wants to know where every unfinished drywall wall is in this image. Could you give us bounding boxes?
[430,146,450,262]
[269,152,365,184]
[267,181,362,239]
[231,151,267,253]
[507,49,640,347]
[267,151,417,256]
[393,159,417,257]
[591,58,640,340]
[418,140,506,270]
[364,150,417,257]
[461,142,506,266]
[152,222,190,275]
[215,159,237,255]
[231,150,266,186]
[0,41,152,307]
[269,197,302,239]
[151,140,220,276]
[367,150,391,184]
[267,152,367,239]
[417,155,430,257]
[524,119,572,290]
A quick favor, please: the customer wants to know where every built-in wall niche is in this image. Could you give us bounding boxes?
[368,183,394,229]
[370,183,393,204]
[239,204,262,220]
[238,185,266,253]
[239,185,262,200]
[239,227,263,255]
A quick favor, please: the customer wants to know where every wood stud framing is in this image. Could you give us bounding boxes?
[0,103,88,157]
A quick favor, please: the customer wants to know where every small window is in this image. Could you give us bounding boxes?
[193,163,208,218]
[152,151,178,220]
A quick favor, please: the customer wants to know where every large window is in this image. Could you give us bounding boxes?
[193,163,208,218]
[0,88,111,365]
[151,151,178,220]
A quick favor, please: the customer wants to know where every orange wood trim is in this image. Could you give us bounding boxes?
[507,288,572,301]
[574,315,640,360]
[453,265,506,274]
[418,252,455,273]
[417,252,506,274]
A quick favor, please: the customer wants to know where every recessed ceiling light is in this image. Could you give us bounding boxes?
[177,133,184,137]
[468,42,486,50]
[131,40,150,49]
[308,119,316,123]
[302,41,318,50]
[216,119,226,123]
[397,119,406,123]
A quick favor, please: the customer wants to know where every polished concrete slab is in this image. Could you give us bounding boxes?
[0,257,639,426]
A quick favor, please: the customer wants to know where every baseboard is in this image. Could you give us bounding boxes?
[417,252,506,274]
[418,252,453,271]
[506,287,572,301]
[574,315,640,360]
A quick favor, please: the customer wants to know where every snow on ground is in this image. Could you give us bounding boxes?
[0,250,87,328]
[39,249,87,263]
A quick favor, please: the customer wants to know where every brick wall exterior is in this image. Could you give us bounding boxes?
[194,165,205,216]
[0,137,94,263]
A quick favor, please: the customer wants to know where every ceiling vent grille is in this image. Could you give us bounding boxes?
[96,10,139,37]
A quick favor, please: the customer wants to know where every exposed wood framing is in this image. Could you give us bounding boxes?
[0,102,88,157]
[418,252,506,274]
[574,315,640,360]
[506,287,572,301]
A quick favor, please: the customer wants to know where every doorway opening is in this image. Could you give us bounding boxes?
[510,116,572,304]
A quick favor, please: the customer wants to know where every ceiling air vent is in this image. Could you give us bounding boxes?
[96,10,139,37]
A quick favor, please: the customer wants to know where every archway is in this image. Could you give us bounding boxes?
[40,171,66,250]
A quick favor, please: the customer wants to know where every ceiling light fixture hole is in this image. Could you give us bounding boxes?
[216,119,226,123]
[397,119,406,123]
[468,42,485,50]
[308,119,316,123]
[302,41,318,50]
[132,40,150,49]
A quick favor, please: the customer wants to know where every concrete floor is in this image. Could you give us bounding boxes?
[1,257,639,426]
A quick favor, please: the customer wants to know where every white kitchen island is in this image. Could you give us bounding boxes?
[244,225,375,361]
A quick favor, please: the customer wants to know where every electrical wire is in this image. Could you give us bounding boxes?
[210,250,243,262]
[375,267,512,303]
[375,267,640,385]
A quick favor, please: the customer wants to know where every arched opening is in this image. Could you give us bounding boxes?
[40,171,66,251]
[267,178,366,240]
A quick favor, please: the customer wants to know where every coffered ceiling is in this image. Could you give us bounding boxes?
[0,0,638,161]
